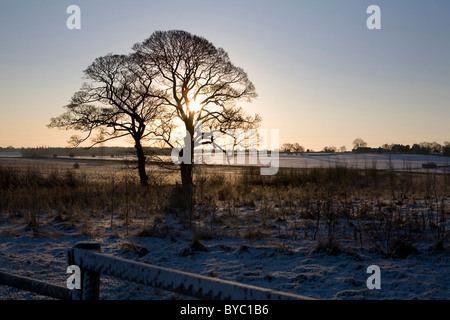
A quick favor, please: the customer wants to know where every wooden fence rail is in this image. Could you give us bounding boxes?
[0,270,72,300]
[1,241,313,300]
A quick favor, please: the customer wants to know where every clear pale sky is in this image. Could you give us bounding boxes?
[1,0,449,151]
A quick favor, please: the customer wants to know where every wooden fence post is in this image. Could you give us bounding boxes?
[67,242,101,300]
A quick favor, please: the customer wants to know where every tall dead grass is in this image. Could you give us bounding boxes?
[0,162,448,256]
[191,165,449,256]
[0,164,170,234]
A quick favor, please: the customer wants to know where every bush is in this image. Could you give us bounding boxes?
[443,145,450,156]
[315,237,341,256]
[422,162,437,169]
[391,240,420,259]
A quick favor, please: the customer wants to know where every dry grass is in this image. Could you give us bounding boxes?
[192,165,449,256]
[0,159,449,257]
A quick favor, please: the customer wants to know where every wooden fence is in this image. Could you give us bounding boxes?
[0,241,312,300]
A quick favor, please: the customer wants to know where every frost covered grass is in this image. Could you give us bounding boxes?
[193,165,449,256]
[0,157,449,299]
[0,160,448,256]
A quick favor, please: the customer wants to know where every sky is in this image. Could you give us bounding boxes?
[0,0,449,151]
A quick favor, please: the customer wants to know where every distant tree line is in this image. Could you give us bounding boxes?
[381,141,450,155]
[0,146,171,158]
[280,139,450,156]
[3,140,449,158]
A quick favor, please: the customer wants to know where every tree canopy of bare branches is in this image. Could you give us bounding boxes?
[48,53,164,185]
[132,30,260,190]
[353,138,368,149]
[49,30,261,190]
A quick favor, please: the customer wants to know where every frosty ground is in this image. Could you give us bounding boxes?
[0,154,449,300]
[0,210,448,300]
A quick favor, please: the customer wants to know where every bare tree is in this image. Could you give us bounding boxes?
[48,54,163,185]
[292,143,305,154]
[353,138,368,149]
[444,141,450,156]
[282,143,304,154]
[132,30,259,191]
[323,146,337,153]
[282,143,294,154]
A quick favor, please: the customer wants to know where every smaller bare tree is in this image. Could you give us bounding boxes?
[282,143,304,154]
[323,146,337,153]
[292,143,305,154]
[282,143,294,154]
[48,53,164,185]
[353,138,368,149]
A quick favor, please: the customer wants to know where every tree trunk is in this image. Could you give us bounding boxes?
[179,126,194,226]
[179,124,195,192]
[135,140,148,186]
[180,162,193,191]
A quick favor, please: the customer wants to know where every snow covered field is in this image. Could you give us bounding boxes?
[277,153,450,173]
[4,152,450,172]
[0,154,449,300]
[0,209,448,300]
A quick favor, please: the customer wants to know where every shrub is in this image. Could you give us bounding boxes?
[315,237,341,256]
[391,240,420,259]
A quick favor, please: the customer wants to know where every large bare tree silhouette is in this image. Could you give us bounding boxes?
[132,30,260,192]
[49,30,260,192]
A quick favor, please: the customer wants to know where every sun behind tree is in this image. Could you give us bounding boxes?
[187,98,203,113]
[133,30,260,192]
